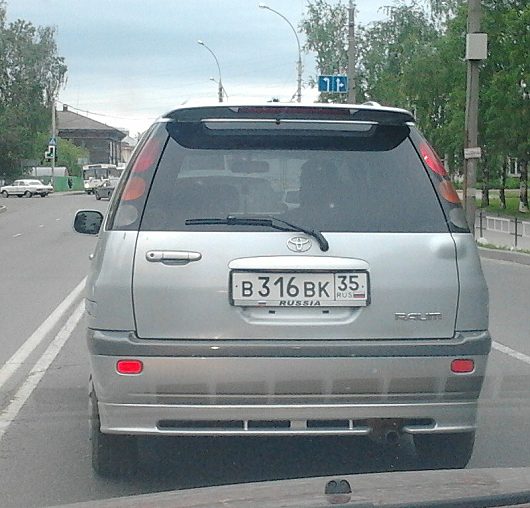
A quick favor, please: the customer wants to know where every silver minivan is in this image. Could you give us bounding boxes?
[74,103,489,476]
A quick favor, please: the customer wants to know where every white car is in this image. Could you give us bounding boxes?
[1,179,54,198]
[94,179,116,200]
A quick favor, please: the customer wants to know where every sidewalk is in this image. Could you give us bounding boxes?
[478,246,530,266]
[52,190,86,196]
[474,210,530,251]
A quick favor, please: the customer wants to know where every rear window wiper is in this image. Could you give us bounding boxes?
[185,215,329,252]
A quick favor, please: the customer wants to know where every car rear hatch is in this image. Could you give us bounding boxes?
[109,105,465,340]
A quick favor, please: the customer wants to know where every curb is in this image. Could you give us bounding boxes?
[478,246,530,266]
[53,191,86,196]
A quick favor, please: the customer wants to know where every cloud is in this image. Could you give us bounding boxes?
[7,0,389,132]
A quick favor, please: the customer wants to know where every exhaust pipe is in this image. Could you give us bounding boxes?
[384,429,400,445]
[367,419,402,445]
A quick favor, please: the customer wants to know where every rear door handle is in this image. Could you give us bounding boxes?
[146,250,202,264]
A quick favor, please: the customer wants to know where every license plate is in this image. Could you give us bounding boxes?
[231,271,369,307]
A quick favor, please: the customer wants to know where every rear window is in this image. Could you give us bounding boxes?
[139,123,449,233]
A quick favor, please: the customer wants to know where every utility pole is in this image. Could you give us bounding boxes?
[218,79,224,103]
[210,77,228,101]
[296,44,302,103]
[347,1,356,104]
[51,100,56,186]
[463,0,486,234]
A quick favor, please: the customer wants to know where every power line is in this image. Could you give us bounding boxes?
[56,100,154,122]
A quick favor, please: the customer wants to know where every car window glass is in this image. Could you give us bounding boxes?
[140,129,448,233]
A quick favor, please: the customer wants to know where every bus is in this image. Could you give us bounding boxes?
[82,164,122,194]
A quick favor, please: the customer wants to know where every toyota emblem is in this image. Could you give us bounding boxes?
[287,236,312,252]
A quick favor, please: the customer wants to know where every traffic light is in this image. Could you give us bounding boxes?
[44,145,57,161]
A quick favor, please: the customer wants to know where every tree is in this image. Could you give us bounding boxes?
[300,0,348,103]
[424,0,465,29]
[32,133,88,177]
[480,0,530,211]
[357,2,439,104]
[0,1,67,181]
[301,0,529,207]
[300,0,460,163]
[56,138,88,177]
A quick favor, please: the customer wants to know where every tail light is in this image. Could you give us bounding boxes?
[122,176,147,202]
[419,140,461,205]
[131,138,162,174]
[439,180,461,204]
[420,141,447,176]
[122,136,164,201]
[107,125,168,230]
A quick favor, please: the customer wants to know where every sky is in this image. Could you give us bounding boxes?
[6,0,391,135]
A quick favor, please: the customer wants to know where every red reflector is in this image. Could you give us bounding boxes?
[116,360,143,375]
[439,180,461,204]
[122,176,146,201]
[420,142,447,176]
[132,138,161,173]
[451,359,474,373]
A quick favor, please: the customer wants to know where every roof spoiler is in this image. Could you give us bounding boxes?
[165,105,415,126]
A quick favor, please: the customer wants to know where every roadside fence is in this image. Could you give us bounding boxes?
[476,210,530,249]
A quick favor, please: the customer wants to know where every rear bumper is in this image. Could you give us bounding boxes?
[87,330,491,357]
[89,330,489,437]
[98,401,478,436]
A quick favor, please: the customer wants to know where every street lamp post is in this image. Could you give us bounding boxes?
[209,77,229,100]
[197,40,224,103]
[258,3,302,103]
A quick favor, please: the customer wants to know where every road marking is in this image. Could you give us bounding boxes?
[492,341,530,366]
[0,301,85,442]
[56,218,61,221]
[12,233,22,238]
[0,278,86,391]
[39,224,44,228]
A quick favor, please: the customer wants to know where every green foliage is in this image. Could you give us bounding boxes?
[300,0,529,183]
[0,1,67,180]
[484,177,520,190]
[300,0,349,103]
[478,196,529,218]
[56,137,87,177]
[357,2,439,106]
[31,132,88,176]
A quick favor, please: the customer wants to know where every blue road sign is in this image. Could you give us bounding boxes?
[318,75,348,94]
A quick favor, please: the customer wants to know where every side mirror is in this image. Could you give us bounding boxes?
[74,210,104,235]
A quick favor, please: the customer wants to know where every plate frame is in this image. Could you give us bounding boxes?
[229,269,371,307]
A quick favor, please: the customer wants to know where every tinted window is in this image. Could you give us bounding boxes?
[140,125,448,233]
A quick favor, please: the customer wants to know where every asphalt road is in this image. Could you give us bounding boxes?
[0,193,106,367]
[0,194,529,507]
